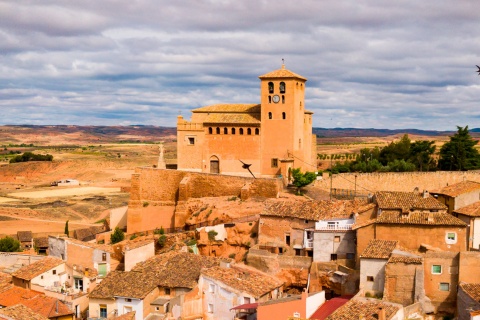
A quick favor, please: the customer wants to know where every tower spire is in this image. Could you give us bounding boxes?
[282,58,285,69]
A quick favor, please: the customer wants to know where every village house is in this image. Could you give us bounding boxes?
[256,290,326,320]
[0,303,49,320]
[0,286,43,307]
[308,295,352,320]
[11,257,64,291]
[73,225,105,242]
[48,236,115,278]
[383,255,423,306]
[454,202,480,250]
[34,237,49,255]
[431,180,480,214]
[111,239,155,272]
[324,297,404,320]
[16,231,33,250]
[457,282,480,320]
[177,64,316,182]
[199,263,284,320]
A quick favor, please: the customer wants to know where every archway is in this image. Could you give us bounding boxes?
[210,156,220,174]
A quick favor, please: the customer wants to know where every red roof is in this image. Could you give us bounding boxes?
[309,296,353,320]
[230,303,259,310]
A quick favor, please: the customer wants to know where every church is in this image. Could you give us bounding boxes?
[176,64,316,183]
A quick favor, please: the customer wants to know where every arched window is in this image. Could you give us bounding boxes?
[255,128,259,135]
[240,128,244,135]
[282,112,286,119]
[216,127,220,134]
[282,95,285,104]
[247,128,251,135]
[224,128,228,134]
[208,127,213,134]
[232,128,236,134]
[300,101,302,107]
[279,82,286,93]
[268,96,271,103]
[268,112,272,119]
[268,82,274,94]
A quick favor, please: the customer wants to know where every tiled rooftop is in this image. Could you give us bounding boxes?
[460,283,480,302]
[376,210,466,226]
[201,265,283,299]
[59,236,113,253]
[113,311,136,320]
[0,304,49,320]
[192,104,260,113]
[11,257,63,281]
[325,298,401,320]
[454,201,480,217]
[424,250,459,259]
[204,113,261,125]
[262,199,369,221]
[431,181,480,197]
[16,231,32,242]
[258,65,307,81]
[89,270,157,299]
[22,295,73,318]
[387,255,423,265]
[33,237,48,248]
[310,296,353,320]
[360,240,397,259]
[0,273,12,293]
[74,225,104,241]
[0,286,43,307]
[375,191,446,211]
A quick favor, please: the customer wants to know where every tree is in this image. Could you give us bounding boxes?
[0,237,22,252]
[409,140,436,171]
[110,227,125,244]
[379,134,411,165]
[291,168,317,194]
[438,126,480,171]
[64,220,69,237]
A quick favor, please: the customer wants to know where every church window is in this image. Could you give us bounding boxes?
[268,96,271,103]
[232,128,236,134]
[268,112,272,119]
[300,101,302,107]
[240,128,244,135]
[268,82,274,94]
[224,128,228,134]
[279,82,285,93]
[282,95,285,104]
[271,158,278,168]
[208,127,212,134]
[216,127,220,134]
[255,128,259,135]
[282,112,286,119]
[188,137,195,145]
[247,128,251,135]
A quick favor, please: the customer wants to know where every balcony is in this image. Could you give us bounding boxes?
[305,240,314,249]
[315,224,353,231]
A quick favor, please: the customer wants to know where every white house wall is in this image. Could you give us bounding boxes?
[360,258,387,294]
[306,291,325,318]
[116,297,143,320]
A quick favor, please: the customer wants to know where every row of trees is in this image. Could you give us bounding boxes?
[9,152,53,163]
[330,126,480,173]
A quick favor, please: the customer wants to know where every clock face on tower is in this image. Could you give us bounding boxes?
[272,95,280,103]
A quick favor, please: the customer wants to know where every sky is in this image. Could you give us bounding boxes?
[1,1,480,130]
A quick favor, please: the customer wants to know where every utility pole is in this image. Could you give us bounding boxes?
[354,174,357,199]
[330,156,333,200]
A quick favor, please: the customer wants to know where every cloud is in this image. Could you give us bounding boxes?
[0,0,479,130]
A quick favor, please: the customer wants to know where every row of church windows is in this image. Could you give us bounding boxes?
[208,127,260,135]
[268,112,287,119]
[267,81,304,94]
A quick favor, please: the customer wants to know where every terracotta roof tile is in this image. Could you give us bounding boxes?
[0,287,43,307]
[201,265,283,299]
[22,295,74,318]
[424,251,458,259]
[376,210,466,226]
[262,199,368,221]
[387,256,423,265]
[74,225,104,241]
[114,311,136,320]
[11,257,63,281]
[0,304,49,320]
[258,66,307,81]
[0,273,12,293]
[375,191,446,211]
[455,201,480,217]
[16,231,32,242]
[325,298,401,320]
[59,237,113,253]
[460,283,480,302]
[431,181,480,197]
[192,104,260,113]
[360,240,398,259]
[33,237,48,248]
[89,270,157,299]
[204,113,261,125]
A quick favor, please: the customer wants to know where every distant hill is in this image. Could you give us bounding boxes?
[313,127,480,138]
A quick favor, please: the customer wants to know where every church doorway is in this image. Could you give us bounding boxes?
[210,156,219,174]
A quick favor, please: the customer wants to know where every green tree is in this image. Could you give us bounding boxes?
[409,140,436,171]
[291,168,317,194]
[379,134,411,165]
[438,126,480,171]
[64,220,69,237]
[0,237,22,252]
[110,227,125,244]
[158,234,166,247]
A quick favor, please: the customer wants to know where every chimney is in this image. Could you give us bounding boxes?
[423,190,429,198]
[378,307,386,320]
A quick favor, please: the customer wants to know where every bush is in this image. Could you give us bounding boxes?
[158,235,167,247]
[208,230,218,241]
[185,238,197,246]
[9,152,53,163]
[228,253,236,259]
[0,237,22,252]
[110,227,125,244]
[154,227,165,235]
[130,234,138,240]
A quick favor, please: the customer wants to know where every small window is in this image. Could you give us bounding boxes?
[432,265,442,274]
[244,297,251,304]
[346,253,355,260]
[216,127,220,134]
[295,249,302,256]
[268,112,272,119]
[285,234,290,246]
[102,253,107,261]
[282,112,286,119]
[156,307,160,311]
[41,275,43,279]
[268,82,274,94]
[209,283,216,293]
[232,128,236,134]
[100,305,107,318]
[334,236,341,242]
[255,128,259,135]
[282,95,285,104]
[188,137,195,145]
[268,96,272,103]
[208,303,214,313]
[271,158,278,168]
[208,127,213,134]
[279,82,285,93]
[52,270,56,275]
[439,283,450,291]
[165,288,171,295]
[224,128,228,134]
[367,276,374,282]
[447,233,455,240]
[125,298,132,302]
[446,232,457,244]
[331,254,337,261]
[239,128,244,135]
[247,128,251,135]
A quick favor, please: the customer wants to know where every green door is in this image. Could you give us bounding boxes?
[98,263,107,277]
